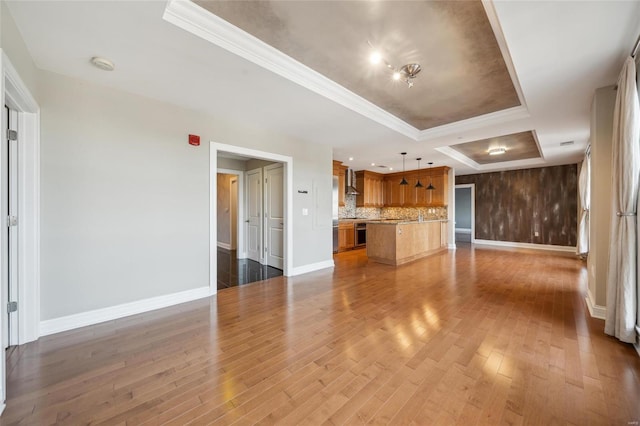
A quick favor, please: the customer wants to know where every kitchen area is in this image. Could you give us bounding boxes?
[332,160,451,265]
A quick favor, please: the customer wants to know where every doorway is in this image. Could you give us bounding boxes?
[455,184,475,244]
[212,145,291,292]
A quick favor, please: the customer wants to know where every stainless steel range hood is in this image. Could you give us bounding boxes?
[345,169,359,195]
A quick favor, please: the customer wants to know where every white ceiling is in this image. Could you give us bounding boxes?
[6,0,640,175]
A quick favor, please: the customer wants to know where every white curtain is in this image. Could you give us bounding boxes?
[576,149,590,256]
[605,56,640,343]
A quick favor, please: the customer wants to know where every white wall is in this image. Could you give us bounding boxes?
[39,70,333,320]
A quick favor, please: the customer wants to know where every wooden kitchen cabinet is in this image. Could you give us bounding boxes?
[338,221,355,252]
[383,166,450,207]
[333,161,348,207]
[355,171,384,207]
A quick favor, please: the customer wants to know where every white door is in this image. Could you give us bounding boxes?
[230,178,238,250]
[265,164,284,269]
[3,106,19,347]
[246,168,262,262]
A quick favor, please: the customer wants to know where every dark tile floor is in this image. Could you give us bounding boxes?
[217,248,283,290]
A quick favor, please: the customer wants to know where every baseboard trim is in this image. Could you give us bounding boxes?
[0,402,5,416]
[585,289,606,320]
[288,260,334,277]
[474,239,576,253]
[634,341,640,358]
[40,286,211,337]
[217,241,231,250]
[455,228,472,234]
[448,243,457,250]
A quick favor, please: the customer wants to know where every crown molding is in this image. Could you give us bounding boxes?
[418,105,530,141]
[435,146,481,170]
[163,0,420,140]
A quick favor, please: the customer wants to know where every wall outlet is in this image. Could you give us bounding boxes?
[302,208,309,216]
[534,231,539,237]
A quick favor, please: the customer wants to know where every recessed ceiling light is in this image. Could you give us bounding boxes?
[389,167,393,170]
[349,157,354,161]
[371,162,376,166]
[488,147,507,156]
[90,56,115,71]
[369,51,382,65]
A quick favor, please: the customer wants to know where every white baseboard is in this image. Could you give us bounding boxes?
[634,341,640,358]
[474,239,576,253]
[40,286,211,337]
[448,243,457,250]
[585,289,606,320]
[217,241,231,250]
[455,228,472,234]
[0,402,5,416]
[288,260,334,277]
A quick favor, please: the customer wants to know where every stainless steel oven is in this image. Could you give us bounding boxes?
[355,222,367,247]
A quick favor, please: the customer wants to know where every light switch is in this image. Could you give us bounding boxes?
[302,208,309,216]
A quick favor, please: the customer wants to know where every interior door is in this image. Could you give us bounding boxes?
[264,164,284,269]
[246,168,262,263]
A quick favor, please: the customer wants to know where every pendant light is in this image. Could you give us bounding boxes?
[426,162,435,190]
[400,152,409,185]
[415,158,423,188]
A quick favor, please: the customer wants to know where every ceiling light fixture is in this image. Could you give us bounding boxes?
[349,157,354,161]
[90,56,115,71]
[368,43,421,88]
[400,153,409,185]
[426,162,435,191]
[371,162,376,166]
[488,147,507,156]
[415,158,423,188]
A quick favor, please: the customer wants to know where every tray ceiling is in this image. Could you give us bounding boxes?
[194,0,521,131]
[450,131,541,164]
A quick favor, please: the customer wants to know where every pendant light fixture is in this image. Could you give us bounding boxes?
[426,162,435,190]
[415,158,423,188]
[400,153,409,185]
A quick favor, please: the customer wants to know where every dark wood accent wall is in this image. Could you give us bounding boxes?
[455,165,577,246]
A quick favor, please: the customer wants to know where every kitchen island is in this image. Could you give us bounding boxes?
[367,219,448,266]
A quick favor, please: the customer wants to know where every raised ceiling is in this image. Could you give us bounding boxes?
[451,131,541,164]
[194,0,521,131]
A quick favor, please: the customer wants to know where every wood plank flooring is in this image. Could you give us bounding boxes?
[2,245,639,425]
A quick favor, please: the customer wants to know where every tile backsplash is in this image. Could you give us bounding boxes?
[338,194,356,218]
[339,196,447,221]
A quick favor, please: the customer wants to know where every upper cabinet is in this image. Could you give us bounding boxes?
[333,160,347,206]
[337,162,450,208]
[355,171,384,207]
[382,166,450,207]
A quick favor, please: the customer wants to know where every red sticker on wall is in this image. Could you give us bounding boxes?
[189,134,200,146]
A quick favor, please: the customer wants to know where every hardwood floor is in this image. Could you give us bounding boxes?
[2,246,639,425]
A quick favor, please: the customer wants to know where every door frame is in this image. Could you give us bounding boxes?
[210,142,293,295]
[217,168,245,258]
[1,51,41,411]
[454,183,475,244]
